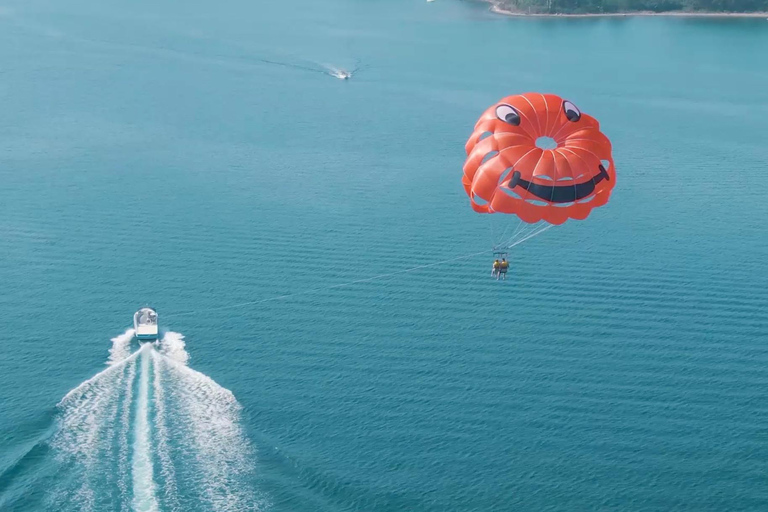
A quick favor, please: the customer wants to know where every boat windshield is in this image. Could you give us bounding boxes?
[138,310,157,325]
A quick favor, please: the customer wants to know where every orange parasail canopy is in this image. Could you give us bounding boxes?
[462,93,616,225]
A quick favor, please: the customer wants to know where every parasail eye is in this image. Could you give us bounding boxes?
[563,100,581,122]
[495,104,521,126]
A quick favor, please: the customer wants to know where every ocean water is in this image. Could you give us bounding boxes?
[1,0,767,510]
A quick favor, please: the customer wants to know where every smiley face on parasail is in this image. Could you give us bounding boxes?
[462,93,615,226]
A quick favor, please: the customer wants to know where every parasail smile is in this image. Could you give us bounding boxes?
[505,164,610,203]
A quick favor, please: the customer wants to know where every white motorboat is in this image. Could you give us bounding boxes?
[133,307,159,341]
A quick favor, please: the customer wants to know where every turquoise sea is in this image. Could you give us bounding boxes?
[1,0,767,510]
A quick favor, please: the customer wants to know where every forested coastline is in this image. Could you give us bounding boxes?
[485,0,768,14]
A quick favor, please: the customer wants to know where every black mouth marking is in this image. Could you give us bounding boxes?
[507,164,610,203]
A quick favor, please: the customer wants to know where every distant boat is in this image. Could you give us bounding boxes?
[133,307,159,341]
[332,69,351,80]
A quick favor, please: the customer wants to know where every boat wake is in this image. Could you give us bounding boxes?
[109,328,135,365]
[244,55,359,81]
[44,331,264,512]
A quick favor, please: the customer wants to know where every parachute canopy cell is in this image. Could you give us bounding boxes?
[462,93,616,225]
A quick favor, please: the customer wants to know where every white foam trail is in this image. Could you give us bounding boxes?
[53,346,140,511]
[60,348,141,405]
[132,345,159,512]
[152,349,181,511]
[158,331,189,365]
[105,364,127,496]
[119,358,137,512]
[157,351,261,511]
[50,330,262,510]
[109,328,135,365]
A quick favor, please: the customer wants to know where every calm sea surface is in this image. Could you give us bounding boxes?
[1,1,767,510]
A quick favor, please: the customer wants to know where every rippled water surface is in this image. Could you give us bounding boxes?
[1,1,767,510]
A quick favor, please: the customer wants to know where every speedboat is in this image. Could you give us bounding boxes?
[133,307,159,341]
[332,69,351,80]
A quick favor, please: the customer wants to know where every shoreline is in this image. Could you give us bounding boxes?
[483,1,768,18]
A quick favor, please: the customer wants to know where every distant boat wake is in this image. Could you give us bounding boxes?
[253,58,358,80]
[240,52,361,80]
[5,12,358,83]
[42,330,264,512]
